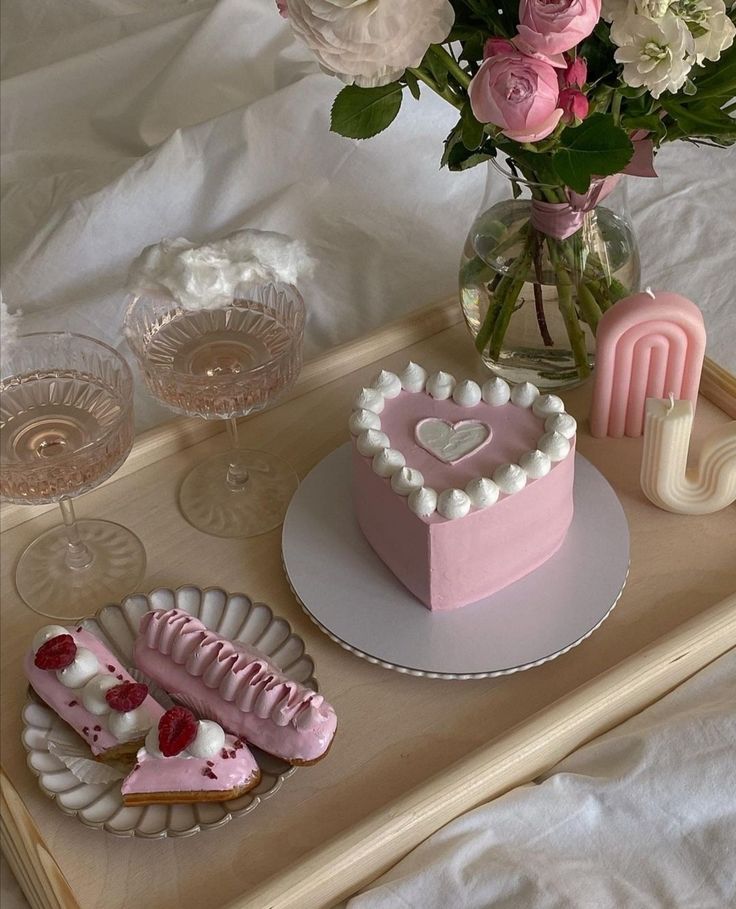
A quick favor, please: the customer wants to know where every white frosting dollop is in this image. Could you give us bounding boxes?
[493,463,527,494]
[353,387,385,414]
[482,377,511,407]
[56,647,99,689]
[519,449,552,479]
[81,675,118,715]
[370,369,402,399]
[537,431,571,462]
[357,429,390,457]
[437,489,471,520]
[144,723,163,758]
[186,719,226,759]
[452,379,482,407]
[32,625,69,653]
[372,448,406,478]
[391,467,424,496]
[465,477,500,508]
[532,394,565,419]
[545,412,577,439]
[399,361,428,393]
[127,229,314,311]
[108,707,154,743]
[426,370,456,400]
[510,382,540,408]
[348,408,381,436]
[408,486,438,517]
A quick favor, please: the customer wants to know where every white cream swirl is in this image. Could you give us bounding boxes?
[519,449,552,479]
[493,463,527,494]
[437,488,471,519]
[545,412,577,439]
[426,370,456,400]
[107,706,155,742]
[482,377,511,406]
[56,647,99,689]
[370,369,402,399]
[465,477,500,508]
[510,382,539,408]
[353,387,385,414]
[532,394,565,419]
[399,361,428,393]
[452,379,481,407]
[357,429,390,457]
[81,675,118,715]
[186,719,226,759]
[391,467,424,496]
[348,408,381,436]
[537,431,571,462]
[408,486,438,517]
[32,625,69,653]
[372,448,406,478]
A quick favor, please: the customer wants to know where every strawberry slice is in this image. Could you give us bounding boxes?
[158,706,198,757]
[105,682,148,713]
[34,634,77,670]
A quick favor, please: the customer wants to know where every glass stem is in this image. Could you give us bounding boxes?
[59,497,94,571]
[225,417,249,491]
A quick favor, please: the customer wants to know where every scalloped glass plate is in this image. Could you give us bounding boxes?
[21,585,318,838]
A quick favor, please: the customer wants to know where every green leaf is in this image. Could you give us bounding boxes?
[687,41,736,99]
[620,113,667,141]
[552,113,633,193]
[441,120,464,168]
[461,102,484,150]
[403,70,421,101]
[330,83,403,140]
[661,97,736,140]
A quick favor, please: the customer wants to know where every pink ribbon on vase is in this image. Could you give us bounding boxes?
[530,134,657,241]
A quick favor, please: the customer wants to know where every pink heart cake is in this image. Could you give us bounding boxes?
[349,364,577,611]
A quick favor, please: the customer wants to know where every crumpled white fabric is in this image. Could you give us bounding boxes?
[1,0,735,430]
[344,648,736,909]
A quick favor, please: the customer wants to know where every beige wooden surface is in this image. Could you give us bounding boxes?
[1,308,735,909]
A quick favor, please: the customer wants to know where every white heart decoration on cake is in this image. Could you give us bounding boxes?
[415,419,492,464]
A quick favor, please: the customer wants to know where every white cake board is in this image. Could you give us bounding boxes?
[282,444,629,680]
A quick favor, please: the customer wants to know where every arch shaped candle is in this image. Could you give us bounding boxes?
[590,291,706,438]
[640,398,736,515]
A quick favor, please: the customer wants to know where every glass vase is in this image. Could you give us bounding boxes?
[459,163,640,391]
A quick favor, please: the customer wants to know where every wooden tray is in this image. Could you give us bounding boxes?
[2,300,735,909]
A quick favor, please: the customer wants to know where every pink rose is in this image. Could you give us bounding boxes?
[469,43,563,143]
[559,87,589,124]
[560,56,587,88]
[516,0,602,58]
[276,0,288,17]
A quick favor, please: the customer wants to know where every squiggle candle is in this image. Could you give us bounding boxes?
[640,397,736,515]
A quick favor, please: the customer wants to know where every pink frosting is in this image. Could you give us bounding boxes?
[24,629,165,757]
[133,610,337,763]
[121,733,259,798]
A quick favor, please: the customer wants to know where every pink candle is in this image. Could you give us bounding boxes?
[590,290,706,438]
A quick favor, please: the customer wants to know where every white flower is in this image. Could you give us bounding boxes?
[670,0,736,63]
[614,11,695,97]
[284,0,455,88]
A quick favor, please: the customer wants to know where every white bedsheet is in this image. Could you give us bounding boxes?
[1,4,735,908]
[2,1,735,431]
[343,648,736,909]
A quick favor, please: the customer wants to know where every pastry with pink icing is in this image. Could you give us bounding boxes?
[350,366,577,611]
[133,609,337,765]
[24,625,166,761]
[121,706,261,805]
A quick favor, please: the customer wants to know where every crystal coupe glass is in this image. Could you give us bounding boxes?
[124,282,305,538]
[0,333,146,617]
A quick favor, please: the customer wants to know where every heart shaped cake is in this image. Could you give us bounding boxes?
[349,364,577,611]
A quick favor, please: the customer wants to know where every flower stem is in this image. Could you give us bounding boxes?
[531,229,553,347]
[548,241,591,377]
[488,249,533,359]
[406,66,463,109]
[429,45,472,88]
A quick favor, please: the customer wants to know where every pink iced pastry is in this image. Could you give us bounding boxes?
[350,366,577,611]
[121,707,261,805]
[133,609,337,764]
[25,624,165,760]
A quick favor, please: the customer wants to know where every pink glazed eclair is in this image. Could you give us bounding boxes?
[133,609,337,765]
[25,624,166,762]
